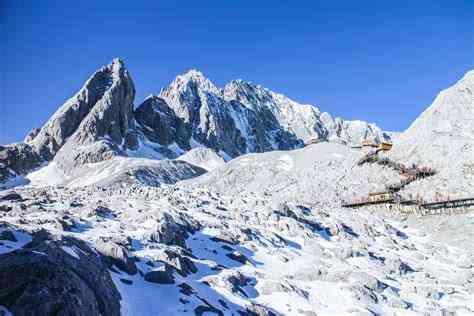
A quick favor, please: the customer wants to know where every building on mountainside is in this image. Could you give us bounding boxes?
[305,138,322,146]
[377,142,392,151]
[361,140,392,151]
[368,191,394,202]
[362,140,378,148]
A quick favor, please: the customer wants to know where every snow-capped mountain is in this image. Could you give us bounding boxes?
[1,60,473,316]
[392,70,474,199]
[0,59,389,183]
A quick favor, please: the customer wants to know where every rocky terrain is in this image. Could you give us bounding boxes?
[0,60,473,316]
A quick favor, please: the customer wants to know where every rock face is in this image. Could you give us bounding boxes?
[0,143,42,182]
[31,58,135,162]
[155,70,390,157]
[0,231,121,316]
[1,58,135,181]
[52,58,136,171]
[134,95,179,146]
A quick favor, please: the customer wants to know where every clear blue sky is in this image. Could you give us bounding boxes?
[1,1,473,144]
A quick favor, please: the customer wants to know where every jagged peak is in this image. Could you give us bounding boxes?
[180,68,206,80]
[161,68,220,97]
[110,57,125,67]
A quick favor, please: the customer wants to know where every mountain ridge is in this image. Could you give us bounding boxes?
[1,58,390,183]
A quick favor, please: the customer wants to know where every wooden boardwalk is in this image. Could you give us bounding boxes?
[342,197,474,216]
[421,198,474,210]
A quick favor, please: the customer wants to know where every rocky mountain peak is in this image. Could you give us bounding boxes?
[161,69,220,98]
[1,59,393,182]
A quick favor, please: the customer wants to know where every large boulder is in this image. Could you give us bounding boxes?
[95,238,137,275]
[0,230,121,316]
[148,212,200,248]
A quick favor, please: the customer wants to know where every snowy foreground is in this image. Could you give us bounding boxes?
[1,142,473,316]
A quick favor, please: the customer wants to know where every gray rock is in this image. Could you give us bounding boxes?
[148,212,199,248]
[0,230,121,316]
[51,58,135,172]
[0,143,42,181]
[32,59,134,161]
[239,303,277,316]
[24,127,41,143]
[95,239,137,275]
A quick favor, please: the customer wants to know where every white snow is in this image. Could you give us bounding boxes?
[177,148,225,171]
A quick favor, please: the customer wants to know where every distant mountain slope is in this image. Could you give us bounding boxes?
[391,70,474,198]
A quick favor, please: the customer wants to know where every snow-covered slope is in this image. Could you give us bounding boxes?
[177,147,225,171]
[1,142,472,316]
[26,157,206,188]
[391,70,474,199]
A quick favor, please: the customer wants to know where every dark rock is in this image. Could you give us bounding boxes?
[194,304,224,316]
[134,95,179,146]
[227,272,253,297]
[89,206,115,218]
[144,264,175,284]
[0,192,23,202]
[226,252,249,265]
[0,143,42,181]
[0,230,121,316]
[119,278,133,285]
[123,130,140,151]
[0,205,12,213]
[0,231,17,242]
[178,282,194,296]
[58,216,77,231]
[211,233,238,245]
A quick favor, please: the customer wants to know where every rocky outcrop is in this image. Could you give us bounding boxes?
[53,58,135,171]
[0,143,42,182]
[0,230,121,316]
[1,58,136,182]
[30,59,134,161]
[24,127,40,143]
[95,239,137,275]
[134,95,179,146]
[148,212,200,248]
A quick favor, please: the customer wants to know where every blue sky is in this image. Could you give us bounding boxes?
[1,1,473,144]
